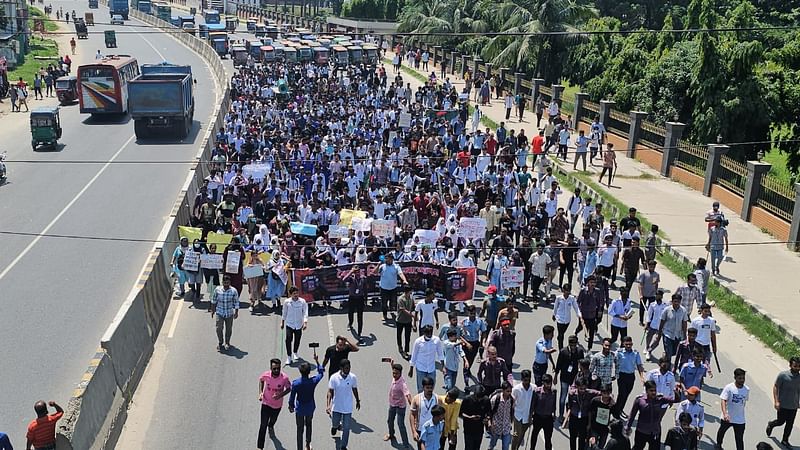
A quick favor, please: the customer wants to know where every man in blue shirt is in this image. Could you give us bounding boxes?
[0,432,12,450]
[533,325,557,386]
[462,305,488,387]
[678,351,708,400]
[378,254,408,320]
[419,405,446,450]
[288,353,325,450]
[614,335,645,418]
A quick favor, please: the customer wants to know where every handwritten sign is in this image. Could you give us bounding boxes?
[182,250,200,272]
[339,209,367,227]
[371,219,395,238]
[328,225,350,239]
[290,222,318,236]
[398,112,411,128]
[225,251,241,274]
[350,217,373,232]
[242,163,270,181]
[458,217,487,240]
[243,264,264,279]
[413,229,439,246]
[200,253,224,269]
[501,267,524,289]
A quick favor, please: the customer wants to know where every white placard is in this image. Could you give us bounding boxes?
[242,163,270,181]
[201,253,224,269]
[350,217,373,232]
[501,266,524,289]
[398,112,411,129]
[328,225,350,239]
[371,219,395,238]
[225,251,241,274]
[244,264,264,279]
[182,250,200,272]
[413,229,439,246]
[458,217,487,240]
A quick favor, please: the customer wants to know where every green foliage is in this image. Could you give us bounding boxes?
[341,0,385,19]
[331,0,344,16]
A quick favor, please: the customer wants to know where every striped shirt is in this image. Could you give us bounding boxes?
[26,411,63,448]
[212,286,240,318]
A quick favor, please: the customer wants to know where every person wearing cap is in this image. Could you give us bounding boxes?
[487,318,517,373]
[674,386,705,438]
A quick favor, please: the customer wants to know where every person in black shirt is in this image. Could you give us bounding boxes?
[554,335,586,420]
[517,236,534,300]
[664,412,698,450]
[559,233,578,287]
[343,267,367,340]
[619,208,641,235]
[322,336,359,377]
[460,385,491,450]
[589,384,617,448]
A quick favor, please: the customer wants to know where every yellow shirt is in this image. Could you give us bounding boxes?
[439,396,462,433]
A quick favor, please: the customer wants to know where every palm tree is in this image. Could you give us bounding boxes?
[397,0,457,46]
[481,0,596,82]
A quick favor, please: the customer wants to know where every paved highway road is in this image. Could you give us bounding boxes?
[0,1,218,439]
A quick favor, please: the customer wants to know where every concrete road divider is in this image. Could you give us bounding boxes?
[56,5,230,449]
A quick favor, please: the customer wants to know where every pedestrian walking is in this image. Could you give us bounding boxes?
[288,354,324,450]
[210,275,239,352]
[716,368,749,450]
[608,289,634,344]
[479,345,514,395]
[554,335,586,421]
[532,325,557,386]
[510,370,534,450]
[384,360,412,448]
[281,287,309,365]
[410,377,445,447]
[553,284,581,350]
[488,381,514,450]
[643,291,667,361]
[564,377,600,450]
[343,266,367,341]
[488,318,517,372]
[414,289,440,335]
[613,336,645,418]
[441,328,469,390]
[379,253,408,320]
[658,294,688,362]
[327,359,360,450]
[33,74,43,100]
[26,400,63,450]
[460,385,491,450]
[624,380,674,450]
[418,405,446,450]
[462,304,488,387]
[409,325,444,392]
[323,336,359,377]
[440,389,462,450]
[664,412,699,450]
[257,358,291,448]
[589,384,617,448]
[674,387,705,439]
[397,286,415,357]
[766,356,800,448]
[574,275,604,351]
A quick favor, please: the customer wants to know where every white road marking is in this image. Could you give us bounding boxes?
[166,298,183,338]
[327,307,335,345]
[138,30,166,60]
[0,135,136,281]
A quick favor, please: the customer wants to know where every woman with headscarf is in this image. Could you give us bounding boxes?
[265,250,288,310]
[253,224,271,249]
[486,248,509,293]
[245,251,266,310]
[222,239,246,296]
[435,217,447,238]
[454,249,475,269]
[433,245,448,264]
[354,245,369,263]
[184,239,205,302]
[171,237,190,297]
[202,243,221,299]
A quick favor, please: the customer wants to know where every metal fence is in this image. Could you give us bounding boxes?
[717,155,748,195]
[639,120,666,150]
[539,85,553,103]
[757,174,796,222]
[674,140,709,176]
[606,109,631,138]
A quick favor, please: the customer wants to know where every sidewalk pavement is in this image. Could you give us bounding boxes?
[386,49,800,342]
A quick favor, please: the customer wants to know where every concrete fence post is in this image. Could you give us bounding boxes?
[434,45,442,66]
[514,73,523,96]
[703,144,730,196]
[626,111,649,158]
[574,92,589,131]
[473,58,482,77]
[450,51,458,74]
[484,62,493,79]
[460,55,469,78]
[498,67,509,93]
[531,78,545,104]
[789,183,800,251]
[599,100,615,128]
[741,161,772,222]
[660,122,686,177]
[552,84,564,101]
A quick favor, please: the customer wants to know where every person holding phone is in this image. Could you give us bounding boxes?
[288,353,324,450]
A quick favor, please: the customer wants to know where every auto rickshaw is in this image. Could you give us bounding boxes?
[30,106,62,150]
[55,76,78,105]
[104,30,116,48]
[84,12,94,25]
[75,19,88,39]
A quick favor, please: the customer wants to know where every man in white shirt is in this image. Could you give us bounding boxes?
[717,368,749,450]
[510,370,534,450]
[414,289,440,331]
[645,356,677,401]
[552,283,581,350]
[281,287,309,365]
[408,325,444,393]
[691,303,717,364]
[327,359,360,450]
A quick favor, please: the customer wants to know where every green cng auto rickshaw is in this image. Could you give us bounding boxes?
[30,106,62,150]
[104,30,117,48]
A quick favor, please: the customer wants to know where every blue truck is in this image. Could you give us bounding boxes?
[137,0,152,14]
[128,63,195,139]
[110,0,129,19]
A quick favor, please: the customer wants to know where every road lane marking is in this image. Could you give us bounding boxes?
[138,30,166,60]
[327,307,335,345]
[0,135,136,281]
[166,298,183,338]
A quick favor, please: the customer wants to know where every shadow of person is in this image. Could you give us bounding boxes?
[222,345,248,359]
[350,417,374,434]
[269,434,287,450]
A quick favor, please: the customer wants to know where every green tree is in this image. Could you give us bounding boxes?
[397,0,456,46]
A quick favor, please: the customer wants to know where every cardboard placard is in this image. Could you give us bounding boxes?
[339,209,367,227]
[290,222,318,236]
[328,225,350,239]
[182,250,200,272]
[200,253,224,269]
[371,219,395,238]
[500,266,524,289]
[350,217,373,232]
[413,229,439,246]
[458,217,487,240]
[244,264,265,279]
[225,251,241,274]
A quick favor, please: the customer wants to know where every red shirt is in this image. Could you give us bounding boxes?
[486,137,497,155]
[27,411,63,448]
[531,135,545,155]
[458,151,471,168]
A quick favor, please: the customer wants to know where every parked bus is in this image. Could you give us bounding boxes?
[260,45,275,63]
[225,15,238,32]
[203,8,220,24]
[362,44,379,66]
[78,55,140,115]
[283,46,298,63]
[265,25,279,39]
[331,45,349,67]
[246,19,256,33]
[312,46,329,65]
[206,23,226,34]
[255,23,267,37]
[246,39,262,58]
[346,45,363,64]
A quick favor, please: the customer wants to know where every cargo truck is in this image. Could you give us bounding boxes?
[137,0,152,13]
[156,3,171,22]
[109,0,128,19]
[128,62,195,139]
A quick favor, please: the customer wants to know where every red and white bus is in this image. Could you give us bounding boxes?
[77,55,140,115]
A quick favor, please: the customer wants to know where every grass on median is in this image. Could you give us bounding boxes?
[30,6,59,33]
[7,39,60,85]
[560,168,800,361]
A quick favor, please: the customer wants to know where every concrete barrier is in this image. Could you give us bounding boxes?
[56,6,231,450]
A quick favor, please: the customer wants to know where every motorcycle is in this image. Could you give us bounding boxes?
[0,152,6,183]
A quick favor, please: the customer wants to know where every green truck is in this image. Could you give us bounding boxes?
[156,3,171,22]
